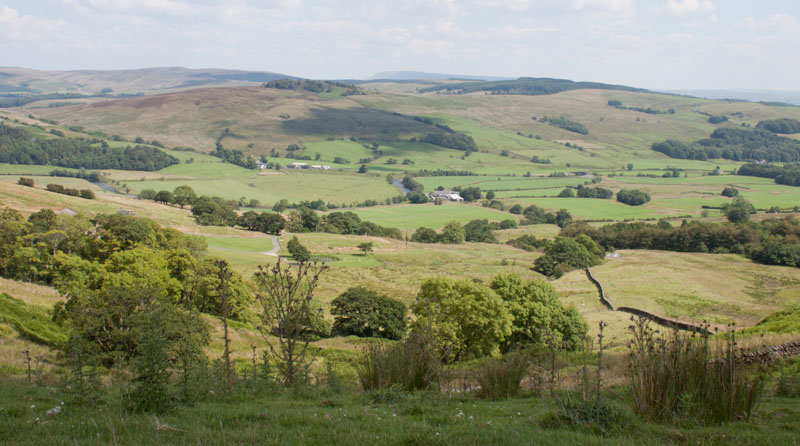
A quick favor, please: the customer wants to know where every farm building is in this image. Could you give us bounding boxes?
[430,189,464,202]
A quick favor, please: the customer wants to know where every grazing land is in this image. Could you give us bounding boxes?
[2,74,800,444]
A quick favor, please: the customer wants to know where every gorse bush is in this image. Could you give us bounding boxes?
[627,317,768,424]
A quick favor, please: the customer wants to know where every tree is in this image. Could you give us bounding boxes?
[721,187,739,197]
[0,208,29,276]
[358,241,374,256]
[722,197,756,223]
[554,209,573,228]
[154,190,173,205]
[127,301,208,412]
[411,277,511,362]
[331,287,406,339]
[287,236,311,262]
[139,189,157,200]
[254,261,328,386]
[438,221,465,244]
[558,187,575,198]
[172,185,197,208]
[17,177,34,187]
[616,189,651,206]
[463,219,497,243]
[485,190,495,200]
[509,204,523,214]
[358,164,368,173]
[533,235,604,278]
[259,212,285,235]
[272,199,289,213]
[490,274,587,352]
[411,227,438,243]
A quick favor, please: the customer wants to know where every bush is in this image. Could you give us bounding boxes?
[628,317,768,424]
[616,189,651,206]
[474,352,530,399]
[17,177,34,187]
[331,287,407,340]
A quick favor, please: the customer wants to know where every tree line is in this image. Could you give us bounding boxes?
[418,77,646,96]
[537,116,589,135]
[737,163,800,187]
[607,99,675,115]
[0,122,178,170]
[756,118,800,134]
[559,216,800,268]
[652,127,800,162]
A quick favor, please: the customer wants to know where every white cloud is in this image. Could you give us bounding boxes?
[475,0,533,11]
[434,19,469,38]
[659,0,713,17]
[0,6,28,30]
[743,13,799,33]
[496,23,558,37]
[664,32,695,43]
[614,34,646,48]
[572,0,635,16]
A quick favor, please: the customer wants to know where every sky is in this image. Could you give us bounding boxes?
[0,0,798,90]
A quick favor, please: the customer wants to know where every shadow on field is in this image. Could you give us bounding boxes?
[280,107,434,139]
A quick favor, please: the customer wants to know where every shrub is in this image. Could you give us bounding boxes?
[331,287,407,340]
[543,394,629,435]
[628,317,768,424]
[17,177,34,187]
[474,352,530,399]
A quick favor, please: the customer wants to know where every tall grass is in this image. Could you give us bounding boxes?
[474,351,530,399]
[627,317,768,424]
[356,331,442,392]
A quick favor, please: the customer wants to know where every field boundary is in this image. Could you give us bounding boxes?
[585,267,712,334]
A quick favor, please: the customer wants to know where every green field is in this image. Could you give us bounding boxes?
[347,202,516,230]
[124,169,399,206]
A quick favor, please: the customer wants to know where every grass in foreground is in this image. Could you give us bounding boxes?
[2,383,799,445]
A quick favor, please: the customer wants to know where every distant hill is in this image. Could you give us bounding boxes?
[368,71,513,82]
[662,89,800,106]
[417,77,648,96]
[0,67,296,95]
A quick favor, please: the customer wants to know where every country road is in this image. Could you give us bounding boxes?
[262,235,280,256]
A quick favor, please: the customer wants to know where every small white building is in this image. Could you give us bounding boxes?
[430,189,464,202]
[287,162,309,169]
[258,163,270,169]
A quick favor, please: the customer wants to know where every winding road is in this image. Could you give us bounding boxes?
[262,235,280,256]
